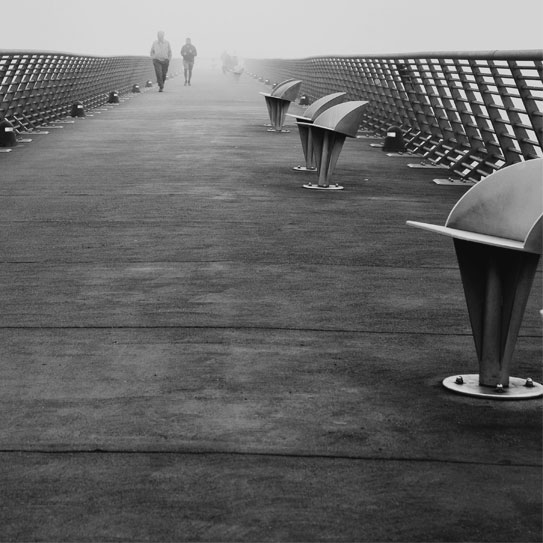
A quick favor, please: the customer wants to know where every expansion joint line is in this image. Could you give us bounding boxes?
[0,448,540,468]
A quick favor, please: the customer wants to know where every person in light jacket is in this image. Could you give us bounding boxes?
[150,31,172,92]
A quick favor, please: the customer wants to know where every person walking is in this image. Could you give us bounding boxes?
[150,31,172,92]
[180,38,197,86]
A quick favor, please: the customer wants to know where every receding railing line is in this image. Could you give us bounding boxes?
[0,51,182,130]
[245,50,543,181]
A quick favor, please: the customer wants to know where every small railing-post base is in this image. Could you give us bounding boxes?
[70,101,86,118]
[443,374,543,400]
[0,119,18,148]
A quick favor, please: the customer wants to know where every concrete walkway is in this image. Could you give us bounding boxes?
[0,66,541,542]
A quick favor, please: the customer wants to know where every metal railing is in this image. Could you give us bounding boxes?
[245,50,543,181]
[0,50,182,130]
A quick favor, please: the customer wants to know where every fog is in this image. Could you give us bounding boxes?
[1,0,542,60]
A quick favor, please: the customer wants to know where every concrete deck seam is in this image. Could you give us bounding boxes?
[0,324,481,336]
[0,261,465,271]
[0,449,540,468]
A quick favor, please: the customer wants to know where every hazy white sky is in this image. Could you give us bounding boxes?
[1,0,541,59]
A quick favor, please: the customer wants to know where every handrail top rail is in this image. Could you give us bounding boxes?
[1,48,541,61]
[253,49,543,61]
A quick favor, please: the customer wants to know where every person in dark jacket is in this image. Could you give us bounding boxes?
[180,38,197,86]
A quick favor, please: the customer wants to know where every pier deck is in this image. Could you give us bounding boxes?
[0,67,541,542]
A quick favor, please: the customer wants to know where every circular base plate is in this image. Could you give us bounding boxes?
[267,128,290,133]
[443,374,543,400]
[293,166,317,172]
[303,184,344,190]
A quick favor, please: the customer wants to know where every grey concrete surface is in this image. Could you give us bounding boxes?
[0,67,541,542]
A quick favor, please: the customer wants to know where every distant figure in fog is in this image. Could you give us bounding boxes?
[181,38,198,86]
[221,51,240,74]
[150,31,172,92]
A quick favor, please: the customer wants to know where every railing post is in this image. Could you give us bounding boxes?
[438,59,485,179]
[489,59,541,160]
[470,59,521,167]
[510,59,543,149]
